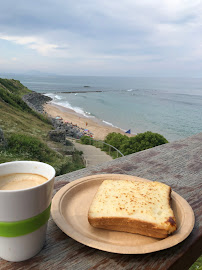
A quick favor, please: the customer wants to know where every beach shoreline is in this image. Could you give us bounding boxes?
[44,102,133,140]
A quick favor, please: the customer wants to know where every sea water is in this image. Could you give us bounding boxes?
[4,74,202,142]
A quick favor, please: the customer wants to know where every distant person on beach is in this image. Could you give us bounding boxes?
[86,122,88,126]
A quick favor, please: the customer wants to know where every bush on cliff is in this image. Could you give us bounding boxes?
[104,131,168,156]
[1,133,84,175]
[104,132,128,152]
[7,134,53,161]
[80,135,91,145]
[121,131,168,155]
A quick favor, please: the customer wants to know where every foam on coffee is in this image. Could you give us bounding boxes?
[0,173,48,190]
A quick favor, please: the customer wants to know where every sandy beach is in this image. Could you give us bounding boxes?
[44,102,132,140]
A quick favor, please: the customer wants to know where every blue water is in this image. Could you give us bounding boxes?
[2,74,202,142]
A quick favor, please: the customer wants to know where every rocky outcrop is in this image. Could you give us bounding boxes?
[48,130,66,143]
[22,92,52,113]
[51,118,84,139]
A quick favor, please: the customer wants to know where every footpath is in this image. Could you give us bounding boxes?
[71,140,113,167]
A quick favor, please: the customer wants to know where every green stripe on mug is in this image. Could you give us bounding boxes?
[0,204,51,237]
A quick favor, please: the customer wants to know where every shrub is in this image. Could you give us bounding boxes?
[7,133,55,161]
[80,135,91,145]
[65,139,73,146]
[79,131,168,159]
[4,133,85,176]
[104,132,129,152]
[121,131,168,155]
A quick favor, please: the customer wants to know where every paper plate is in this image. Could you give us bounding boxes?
[51,174,195,254]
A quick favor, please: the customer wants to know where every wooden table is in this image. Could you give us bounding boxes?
[1,133,202,270]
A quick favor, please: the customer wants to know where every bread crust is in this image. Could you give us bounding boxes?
[88,216,176,239]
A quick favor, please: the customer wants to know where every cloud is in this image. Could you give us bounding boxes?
[11,57,18,61]
[0,34,60,56]
[0,0,201,75]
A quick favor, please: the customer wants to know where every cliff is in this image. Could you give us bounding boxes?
[0,78,84,174]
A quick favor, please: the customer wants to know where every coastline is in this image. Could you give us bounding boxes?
[44,102,132,140]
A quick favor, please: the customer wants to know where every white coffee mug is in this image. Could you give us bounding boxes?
[0,161,55,262]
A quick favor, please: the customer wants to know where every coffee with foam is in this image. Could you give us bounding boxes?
[0,173,48,190]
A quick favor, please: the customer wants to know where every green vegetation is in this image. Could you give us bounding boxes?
[80,135,92,145]
[105,131,168,155]
[80,135,121,158]
[0,78,31,97]
[104,131,168,157]
[0,83,50,124]
[0,78,52,139]
[189,256,202,270]
[80,131,168,159]
[0,135,84,176]
[6,133,58,162]
[119,131,168,155]
[0,78,84,175]
[104,132,129,151]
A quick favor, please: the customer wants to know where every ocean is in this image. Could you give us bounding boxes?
[3,74,202,142]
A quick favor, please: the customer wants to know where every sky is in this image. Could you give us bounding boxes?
[0,0,202,77]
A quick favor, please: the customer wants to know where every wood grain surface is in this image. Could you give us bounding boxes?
[1,133,202,270]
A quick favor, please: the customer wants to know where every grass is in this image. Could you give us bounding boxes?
[0,78,31,97]
[0,98,52,139]
[189,256,202,270]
